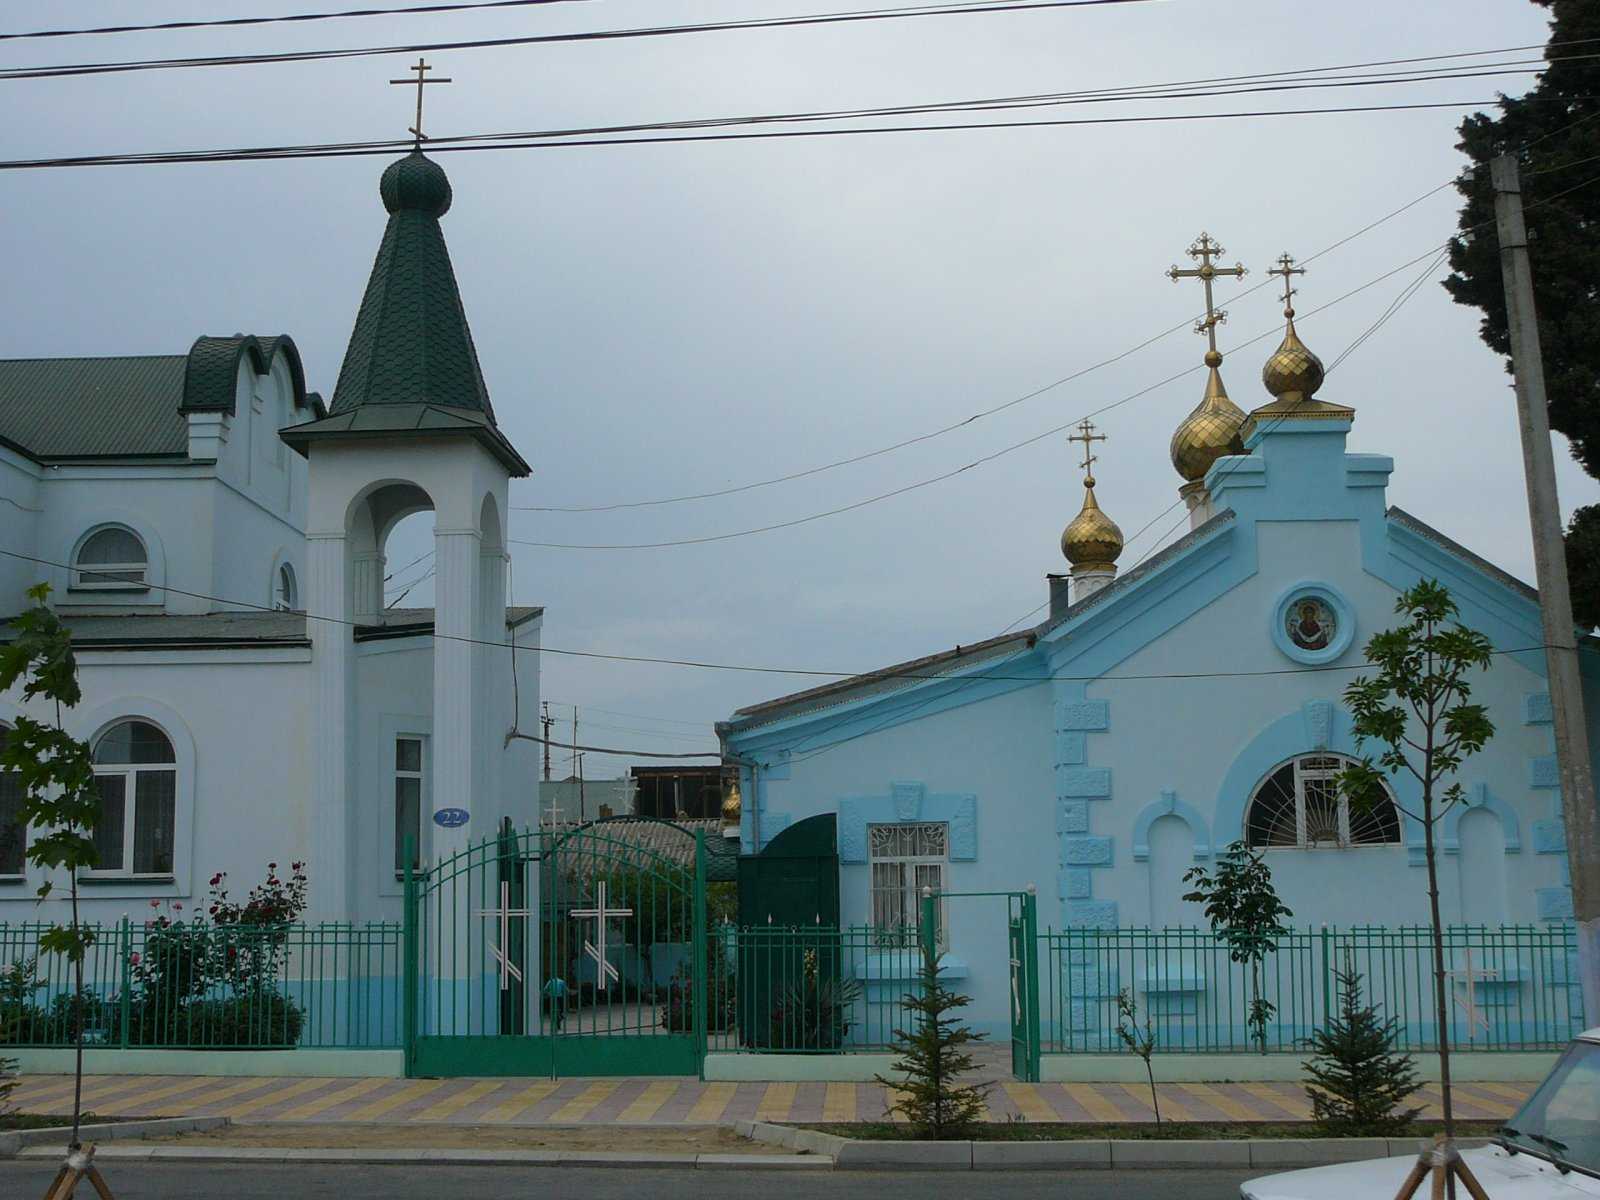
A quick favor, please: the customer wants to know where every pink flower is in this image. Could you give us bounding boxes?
[129,952,141,966]
[148,898,160,908]
[171,902,183,911]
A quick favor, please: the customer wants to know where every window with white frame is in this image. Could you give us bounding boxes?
[88,720,176,877]
[274,562,298,611]
[394,735,426,876]
[1244,754,1402,849]
[73,526,148,590]
[869,822,948,942]
[0,724,24,878]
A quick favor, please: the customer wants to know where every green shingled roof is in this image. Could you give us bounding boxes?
[281,151,529,476]
[0,336,315,462]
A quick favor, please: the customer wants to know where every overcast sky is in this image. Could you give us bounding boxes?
[6,0,1589,778]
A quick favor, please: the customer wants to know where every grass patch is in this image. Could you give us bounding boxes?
[794,1121,1505,1142]
[0,1112,141,1131]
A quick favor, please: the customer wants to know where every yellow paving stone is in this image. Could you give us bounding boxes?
[223,1078,332,1119]
[1116,1083,1195,1122]
[1416,1084,1501,1120]
[339,1078,444,1122]
[1064,1082,1125,1122]
[881,1086,911,1122]
[97,1075,231,1112]
[410,1080,503,1123]
[822,1083,856,1123]
[1003,1082,1057,1123]
[547,1081,618,1123]
[616,1080,679,1123]
[163,1075,290,1114]
[479,1080,560,1123]
[684,1081,736,1124]
[275,1076,390,1122]
[1469,1081,1534,1104]
[22,1074,166,1110]
[754,1082,797,1123]
[1239,1081,1310,1119]
[1179,1082,1258,1121]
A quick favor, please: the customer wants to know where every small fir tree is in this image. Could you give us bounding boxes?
[1183,842,1294,1052]
[877,942,991,1139]
[1304,956,1422,1135]
[1115,988,1160,1124]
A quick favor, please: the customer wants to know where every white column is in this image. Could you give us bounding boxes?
[350,551,384,623]
[432,528,482,859]
[306,532,352,921]
[479,546,509,830]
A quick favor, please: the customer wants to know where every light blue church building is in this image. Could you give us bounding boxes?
[717,251,1595,1040]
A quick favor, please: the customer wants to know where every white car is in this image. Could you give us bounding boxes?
[1242,1028,1600,1198]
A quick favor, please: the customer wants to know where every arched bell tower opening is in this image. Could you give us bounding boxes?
[281,146,531,919]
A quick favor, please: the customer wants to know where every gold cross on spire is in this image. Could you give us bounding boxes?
[390,57,452,147]
[1267,251,1305,317]
[1168,232,1247,358]
[1067,418,1106,480]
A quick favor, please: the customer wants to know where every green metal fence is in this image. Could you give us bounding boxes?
[1043,924,1583,1055]
[0,921,402,1049]
[708,924,926,1053]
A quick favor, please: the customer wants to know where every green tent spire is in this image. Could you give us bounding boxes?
[281,150,529,475]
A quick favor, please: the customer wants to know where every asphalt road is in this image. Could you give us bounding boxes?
[0,1162,1259,1198]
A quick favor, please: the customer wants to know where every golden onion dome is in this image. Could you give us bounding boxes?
[721,781,742,827]
[1170,353,1247,482]
[1061,476,1124,568]
[1261,312,1325,401]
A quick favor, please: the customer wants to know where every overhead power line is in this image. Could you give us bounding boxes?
[0,0,599,41]
[0,543,1558,689]
[0,0,1163,81]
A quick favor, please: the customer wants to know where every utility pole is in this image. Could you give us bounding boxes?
[576,753,586,823]
[1493,153,1600,1024]
[540,701,553,782]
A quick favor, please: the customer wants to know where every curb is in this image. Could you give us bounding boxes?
[0,1116,230,1160]
[743,1122,1490,1170]
[14,1145,830,1170]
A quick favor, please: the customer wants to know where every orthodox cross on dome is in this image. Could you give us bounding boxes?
[1067,418,1106,480]
[389,57,452,147]
[570,880,633,991]
[474,880,532,992]
[1268,251,1306,318]
[1168,232,1247,359]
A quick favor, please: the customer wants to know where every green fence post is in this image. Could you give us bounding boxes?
[402,835,418,1078]
[1320,925,1332,1029]
[693,831,708,1079]
[919,889,938,967]
[118,916,132,1049]
[1023,887,1041,1083]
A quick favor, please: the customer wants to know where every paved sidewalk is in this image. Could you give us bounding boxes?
[7,1073,1534,1125]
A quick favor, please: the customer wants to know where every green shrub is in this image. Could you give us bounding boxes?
[176,990,304,1048]
[769,951,862,1051]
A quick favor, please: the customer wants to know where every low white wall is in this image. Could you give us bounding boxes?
[9,1048,403,1078]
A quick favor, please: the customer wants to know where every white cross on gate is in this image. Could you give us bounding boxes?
[1009,955,1023,1024]
[1447,949,1499,1039]
[570,880,633,991]
[474,880,532,992]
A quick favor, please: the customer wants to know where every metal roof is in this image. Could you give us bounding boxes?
[0,606,543,649]
[0,355,190,460]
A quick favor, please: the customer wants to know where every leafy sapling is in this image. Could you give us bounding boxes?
[1183,842,1293,1053]
[0,583,101,1151]
[1116,988,1160,1125]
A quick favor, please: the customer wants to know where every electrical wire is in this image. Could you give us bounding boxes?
[0,0,601,41]
[0,0,1166,82]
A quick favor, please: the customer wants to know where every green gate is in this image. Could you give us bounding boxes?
[405,819,709,1078]
[923,887,1040,1082]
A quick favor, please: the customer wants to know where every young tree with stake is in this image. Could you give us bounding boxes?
[1338,579,1494,1144]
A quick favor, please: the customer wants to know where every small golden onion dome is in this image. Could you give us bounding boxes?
[721,781,742,827]
[1261,312,1325,401]
[1170,359,1247,482]
[1061,476,1124,568]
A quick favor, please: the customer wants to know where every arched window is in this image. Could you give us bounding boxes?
[275,562,298,611]
[0,724,24,877]
[89,720,176,877]
[73,526,148,590]
[1244,754,1401,849]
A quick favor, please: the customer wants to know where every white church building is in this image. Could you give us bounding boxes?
[0,150,541,926]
